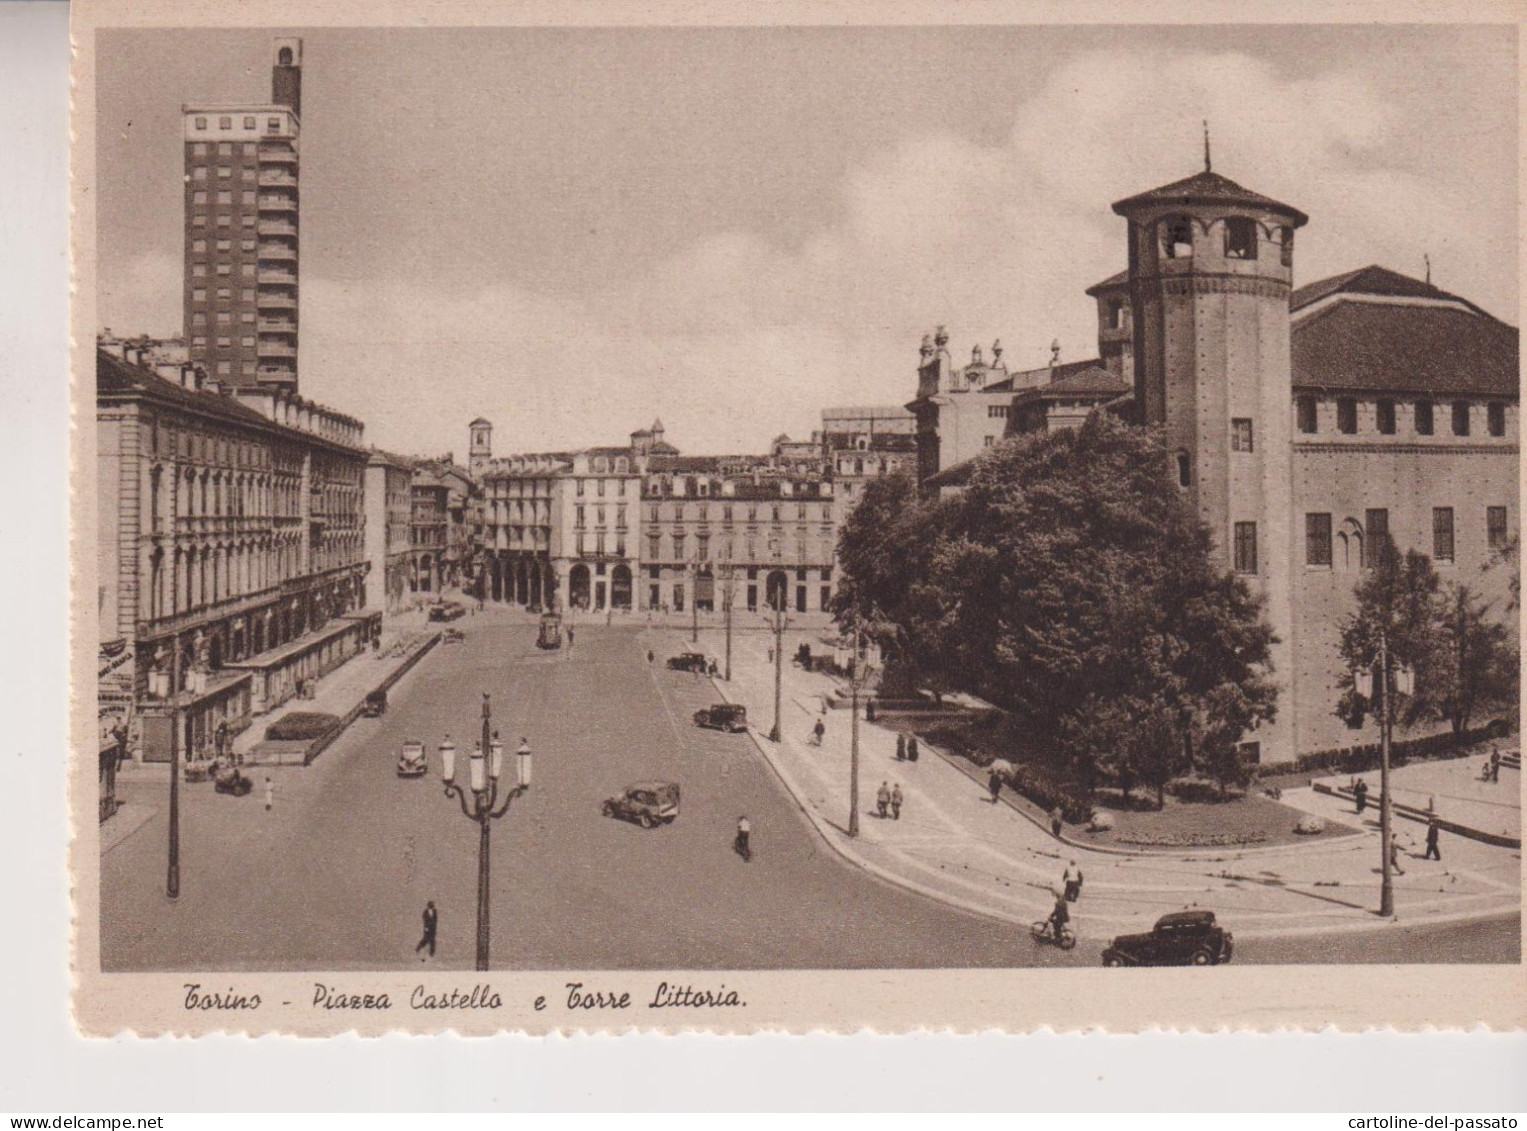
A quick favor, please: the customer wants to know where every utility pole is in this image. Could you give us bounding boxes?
[166,633,181,901]
[723,560,733,682]
[848,623,861,838]
[690,554,699,645]
[767,598,787,742]
[1378,629,1394,918]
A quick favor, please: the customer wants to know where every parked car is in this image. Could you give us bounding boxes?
[396,740,427,778]
[666,651,709,673]
[693,703,748,733]
[428,601,466,623]
[442,627,465,645]
[361,689,387,718]
[602,781,681,828]
[1102,910,1234,967]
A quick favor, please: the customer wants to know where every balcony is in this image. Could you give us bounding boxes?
[258,364,297,384]
[258,242,297,260]
[256,292,297,310]
[257,195,298,213]
[257,318,297,333]
[257,218,298,237]
[258,145,298,164]
[258,341,297,358]
[258,170,298,188]
[258,269,298,285]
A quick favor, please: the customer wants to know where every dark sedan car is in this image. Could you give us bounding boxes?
[1102,910,1234,967]
[693,703,748,733]
[666,651,709,673]
[602,781,681,829]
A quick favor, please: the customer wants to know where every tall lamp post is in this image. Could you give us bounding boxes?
[1358,629,1413,919]
[438,693,532,971]
[764,596,789,742]
[165,634,182,901]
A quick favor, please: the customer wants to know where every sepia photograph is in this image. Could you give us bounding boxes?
[70,4,1523,1036]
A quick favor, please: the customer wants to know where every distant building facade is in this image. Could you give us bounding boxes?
[182,38,303,391]
[364,449,415,614]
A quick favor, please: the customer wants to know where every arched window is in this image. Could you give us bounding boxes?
[1160,216,1194,259]
[1176,451,1191,488]
[1338,518,1364,572]
[1224,217,1258,260]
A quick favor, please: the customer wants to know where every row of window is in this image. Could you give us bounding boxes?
[191,213,261,230]
[645,502,832,523]
[191,166,260,183]
[573,478,630,498]
[190,190,263,207]
[192,115,285,133]
[1297,396,1508,438]
[646,534,825,563]
[645,582,831,615]
[987,405,1010,419]
[574,506,628,529]
[1302,506,1509,568]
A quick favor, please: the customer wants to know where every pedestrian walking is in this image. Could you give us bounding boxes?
[1424,816,1442,861]
[415,900,438,960]
[906,736,919,763]
[264,776,274,812]
[1390,832,1406,875]
[876,781,891,819]
[890,783,903,820]
[567,627,575,649]
[988,769,1003,804]
[1490,746,1501,782]
[647,649,654,664]
[1354,778,1368,816]
[734,815,751,862]
[1050,805,1063,840]
[810,718,825,746]
[1063,860,1083,902]
[896,734,906,762]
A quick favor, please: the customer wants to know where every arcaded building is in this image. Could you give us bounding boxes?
[912,163,1518,764]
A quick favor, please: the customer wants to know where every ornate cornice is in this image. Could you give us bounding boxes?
[1144,274,1290,301]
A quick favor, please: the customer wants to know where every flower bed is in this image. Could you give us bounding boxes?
[1113,830,1270,849]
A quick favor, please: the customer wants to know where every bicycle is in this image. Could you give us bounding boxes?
[1030,918,1077,950]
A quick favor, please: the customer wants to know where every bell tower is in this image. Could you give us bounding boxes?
[272,37,302,118]
[1112,149,1308,762]
[468,418,493,480]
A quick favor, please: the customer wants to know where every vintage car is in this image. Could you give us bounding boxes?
[602,780,681,828]
[666,651,710,673]
[361,689,387,718]
[214,765,253,796]
[427,601,466,623]
[1102,910,1234,967]
[396,740,428,779]
[442,627,465,645]
[693,703,748,733]
[536,611,562,650]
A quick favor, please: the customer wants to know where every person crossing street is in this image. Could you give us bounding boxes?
[890,783,903,820]
[1424,815,1442,861]
[415,900,438,960]
[876,781,891,819]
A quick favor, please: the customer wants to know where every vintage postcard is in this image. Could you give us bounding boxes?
[71,0,1525,1036]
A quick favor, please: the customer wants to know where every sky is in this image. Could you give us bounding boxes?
[95,25,1518,459]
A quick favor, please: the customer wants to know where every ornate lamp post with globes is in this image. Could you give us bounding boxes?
[437,693,532,971]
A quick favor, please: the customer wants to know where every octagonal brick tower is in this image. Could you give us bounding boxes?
[1112,164,1308,764]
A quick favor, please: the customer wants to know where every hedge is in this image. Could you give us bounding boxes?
[1259,724,1498,779]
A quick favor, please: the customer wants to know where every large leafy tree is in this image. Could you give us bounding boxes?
[1423,583,1518,736]
[836,412,1278,803]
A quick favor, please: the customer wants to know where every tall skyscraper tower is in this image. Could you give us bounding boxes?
[182,38,303,390]
[1112,156,1308,763]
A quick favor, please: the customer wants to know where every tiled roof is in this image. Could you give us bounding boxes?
[1013,367,1131,402]
[98,348,279,430]
[1111,170,1308,226]
[1289,264,1494,318]
[1084,270,1128,296]
[1292,300,1518,397]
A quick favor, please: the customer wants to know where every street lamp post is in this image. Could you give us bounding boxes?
[848,627,861,839]
[166,633,181,901]
[1360,629,1413,919]
[438,693,532,971]
[765,598,788,742]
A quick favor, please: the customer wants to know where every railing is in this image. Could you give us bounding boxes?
[258,342,297,358]
[257,195,298,211]
[258,270,298,285]
[257,319,297,333]
[257,219,298,236]
[258,243,297,260]
[258,171,298,187]
[257,293,297,309]
[258,146,298,164]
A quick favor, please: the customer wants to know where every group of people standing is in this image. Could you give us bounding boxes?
[875,781,904,820]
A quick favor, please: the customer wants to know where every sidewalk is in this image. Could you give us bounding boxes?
[667,625,1522,941]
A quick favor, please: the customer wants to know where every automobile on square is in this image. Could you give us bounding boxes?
[602,781,681,828]
[692,703,748,733]
[666,651,709,673]
[1102,910,1234,967]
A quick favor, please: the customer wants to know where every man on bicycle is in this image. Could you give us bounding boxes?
[1049,891,1070,942]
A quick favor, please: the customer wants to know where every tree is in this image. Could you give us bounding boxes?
[849,412,1278,805]
[1335,535,1442,731]
[832,472,925,694]
[1423,583,1518,736]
